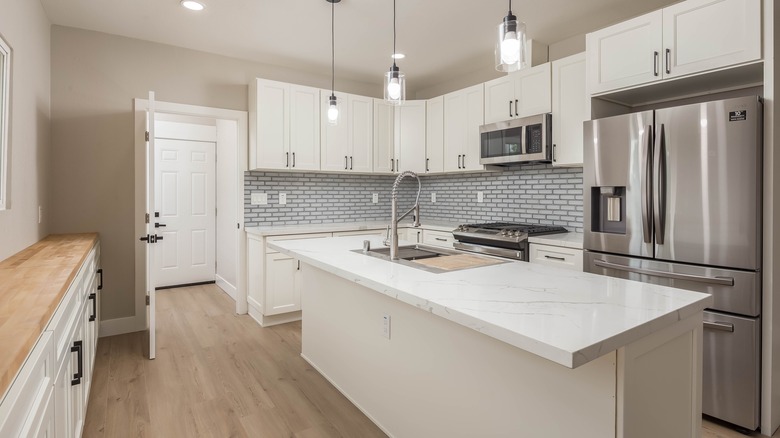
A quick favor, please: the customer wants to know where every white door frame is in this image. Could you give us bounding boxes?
[132,99,248,334]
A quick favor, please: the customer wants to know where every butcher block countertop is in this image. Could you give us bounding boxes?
[0,233,98,400]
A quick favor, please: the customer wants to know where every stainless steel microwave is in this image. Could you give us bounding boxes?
[479,113,552,165]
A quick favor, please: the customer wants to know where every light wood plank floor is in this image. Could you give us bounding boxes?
[84,284,776,438]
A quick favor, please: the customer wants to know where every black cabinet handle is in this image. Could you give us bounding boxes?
[665,48,671,74]
[292,152,296,168]
[97,268,103,290]
[544,255,566,261]
[391,158,394,172]
[462,155,466,169]
[509,101,513,118]
[286,152,290,167]
[350,156,353,170]
[426,158,429,172]
[515,99,519,117]
[89,293,97,322]
[653,51,659,76]
[435,237,448,242]
[71,341,83,386]
[345,156,348,170]
[553,144,557,162]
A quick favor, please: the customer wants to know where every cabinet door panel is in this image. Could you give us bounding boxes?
[552,53,588,167]
[443,92,465,172]
[320,91,350,171]
[289,85,321,170]
[396,101,427,174]
[515,63,551,118]
[349,95,373,172]
[483,75,515,124]
[586,11,663,94]
[662,0,760,78]
[373,99,395,173]
[463,84,484,171]
[425,96,444,173]
[265,253,300,315]
[255,79,290,169]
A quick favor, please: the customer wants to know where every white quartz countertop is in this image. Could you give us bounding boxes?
[245,221,460,237]
[528,232,584,249]
[269,236,712,369]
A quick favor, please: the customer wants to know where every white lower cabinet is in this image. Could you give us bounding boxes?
[0,241,100,438]
[265,253,301,316]
[529,243,583,271]
[422,229,455,248]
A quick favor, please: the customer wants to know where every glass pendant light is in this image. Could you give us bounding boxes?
[384,0,405,105]
[327,0,340,125]
[495,0,527,72]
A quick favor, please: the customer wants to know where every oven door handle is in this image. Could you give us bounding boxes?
[593,259,734,286]
[453,241,525,261]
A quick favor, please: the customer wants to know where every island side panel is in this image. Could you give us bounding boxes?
[617,312,704,438]
[300,265,617,438]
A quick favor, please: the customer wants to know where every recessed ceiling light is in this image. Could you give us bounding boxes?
[391,53,405,59]
[181,0,205,11]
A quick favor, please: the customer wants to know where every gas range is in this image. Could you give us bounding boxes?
[452,222,567,261]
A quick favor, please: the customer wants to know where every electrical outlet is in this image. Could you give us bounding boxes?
[431,193,436,203]
[477,192,484,203]
[251,192,268,205]
[38,206,42,224]
[372,193,379,204]
[279,193,287,205]
[382,314,391,340]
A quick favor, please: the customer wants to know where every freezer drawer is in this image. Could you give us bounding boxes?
[702,311,760,431]
[584,252,760,316]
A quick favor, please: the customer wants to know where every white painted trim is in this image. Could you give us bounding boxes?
[133,98,248,338]
[215,274,236,301]
[0,34,10,211]
[99,316,143,338]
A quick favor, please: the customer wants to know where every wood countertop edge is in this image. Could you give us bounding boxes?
[0,233,99,402]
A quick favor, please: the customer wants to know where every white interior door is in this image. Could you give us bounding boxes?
[145,91,157,360]
[154,135,216,288]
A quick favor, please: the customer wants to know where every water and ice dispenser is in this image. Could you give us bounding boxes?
[590,187,626,234]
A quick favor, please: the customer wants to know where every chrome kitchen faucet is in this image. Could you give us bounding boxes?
[384,171,421,260]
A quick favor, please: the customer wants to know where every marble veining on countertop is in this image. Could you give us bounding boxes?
[269,236,712,369]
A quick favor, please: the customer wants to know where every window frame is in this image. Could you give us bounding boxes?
[0,34,9,210]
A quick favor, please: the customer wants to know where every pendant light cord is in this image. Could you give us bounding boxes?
[331,0,335,94]
[508,0,512,14]
[392,0,397,67]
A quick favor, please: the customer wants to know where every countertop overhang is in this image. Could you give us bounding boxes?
[270,235,712,368]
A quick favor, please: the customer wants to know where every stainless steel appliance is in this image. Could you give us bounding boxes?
[480,113,552,165]
[453,222,567,261]
[583,96,763,431]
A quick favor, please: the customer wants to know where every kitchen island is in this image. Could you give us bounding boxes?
[269,236,713,438]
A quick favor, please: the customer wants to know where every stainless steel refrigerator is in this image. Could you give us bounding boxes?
[583,96,762,431]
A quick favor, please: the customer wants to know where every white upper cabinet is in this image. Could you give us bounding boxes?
[373,99,395,173]
[321,91,373,172]
[484,63,552,124]
[250,79,320,170]
[444,84,484,172]
[395,101,427,174]
[662,0,760,78]
[551,53,589,167]
[587,0,761,95]
[425,96,444,174]
[586,11,663,95]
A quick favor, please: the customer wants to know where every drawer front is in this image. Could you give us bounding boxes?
[266,233,332,253]
[422,230,455,248]
[47,279,84,367]
[0,332,54,438]
[529,244,583,271]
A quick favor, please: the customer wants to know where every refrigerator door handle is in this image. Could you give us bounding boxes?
[641,125,653,243]
[654,124,667,244]
[592,259,735,286]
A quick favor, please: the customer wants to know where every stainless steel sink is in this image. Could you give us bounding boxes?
[352,244,504,273]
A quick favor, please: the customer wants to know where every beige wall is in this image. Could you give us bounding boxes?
[0,0,50,260]
[49,25,377,321]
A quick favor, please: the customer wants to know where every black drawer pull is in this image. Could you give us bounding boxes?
[97,268,103,290]
[544,255,566,261]
[89,293,97,322]
[71,341,83,386]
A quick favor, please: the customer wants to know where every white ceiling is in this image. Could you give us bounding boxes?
[39,0,679,93]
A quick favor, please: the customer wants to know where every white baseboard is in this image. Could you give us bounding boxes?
[99,315,145,338]
[215,275,237,301]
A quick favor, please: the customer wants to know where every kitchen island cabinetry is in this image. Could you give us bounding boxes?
[0,235,101,438]
[271,236,711,438]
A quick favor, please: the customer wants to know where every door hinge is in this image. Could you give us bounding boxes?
[145,213,150,224]
[145,295,150,306]
[145,131,150,142]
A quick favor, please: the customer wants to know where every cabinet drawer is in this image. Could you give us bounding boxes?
[529,244,583,271]
[266,233,332,253]
[422,230,455,248]
[47,278,84,366]
[0,332,54,438]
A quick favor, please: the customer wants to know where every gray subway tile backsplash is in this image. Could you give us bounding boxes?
[244,164,583,232]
